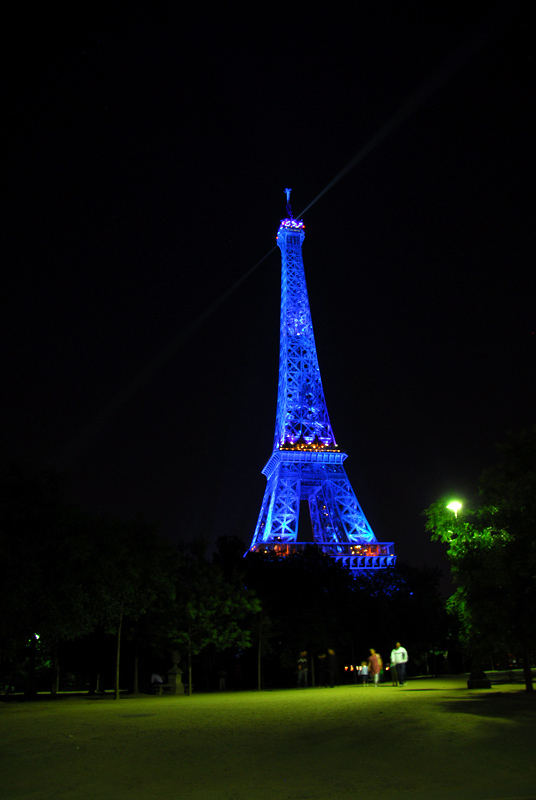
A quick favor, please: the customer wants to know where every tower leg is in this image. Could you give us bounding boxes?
[251,456,375,550]
[252,464,300,546]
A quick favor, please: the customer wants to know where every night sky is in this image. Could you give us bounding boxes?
[3,3,534,584]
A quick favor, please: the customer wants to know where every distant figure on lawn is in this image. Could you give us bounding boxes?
[317,652,327,687]
[327,649,339,688]
[390,642,409,686]
[389,656,399,686]
[297,651,309,688]
[360,662,369,685]
[151,673,163,685]
[368,649,382,686]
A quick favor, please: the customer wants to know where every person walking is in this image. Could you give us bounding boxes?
[297,651,308,688]
[390,642,408,685]
[368,649,382,686]
[327,649,339,688]
[317,652,328,687]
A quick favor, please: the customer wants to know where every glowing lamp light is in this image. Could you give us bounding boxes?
[447,500,462,518]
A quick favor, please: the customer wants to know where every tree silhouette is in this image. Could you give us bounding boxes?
[424,427,536,691]
[169,543,260,695]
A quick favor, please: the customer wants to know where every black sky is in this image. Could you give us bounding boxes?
[3,2,534,583]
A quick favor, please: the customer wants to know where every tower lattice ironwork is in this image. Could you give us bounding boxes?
[247,190,396,574]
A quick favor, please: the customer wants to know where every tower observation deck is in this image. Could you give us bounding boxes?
[247,191,396,575]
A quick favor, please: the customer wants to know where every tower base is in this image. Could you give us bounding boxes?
[249,541,396,575]
[248,449,396,574]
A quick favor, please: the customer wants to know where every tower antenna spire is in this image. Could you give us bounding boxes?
[284,187,293,219]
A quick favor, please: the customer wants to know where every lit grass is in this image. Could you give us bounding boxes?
[2,676,536,800]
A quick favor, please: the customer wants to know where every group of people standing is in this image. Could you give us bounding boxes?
[296,642,408,688]
[296,649,339,688]
[364,642,408,686]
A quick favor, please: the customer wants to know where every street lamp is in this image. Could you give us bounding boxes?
[446,500,462,518]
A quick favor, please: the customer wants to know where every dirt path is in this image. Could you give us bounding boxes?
[2,676,536,800]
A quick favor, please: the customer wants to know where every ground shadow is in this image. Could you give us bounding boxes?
[440,690,536,722]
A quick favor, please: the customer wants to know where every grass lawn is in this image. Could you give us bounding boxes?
[1,675,536,800]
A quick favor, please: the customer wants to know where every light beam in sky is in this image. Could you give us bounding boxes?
[48,7,502,465]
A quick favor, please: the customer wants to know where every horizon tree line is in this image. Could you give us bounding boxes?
[2,426,534,696]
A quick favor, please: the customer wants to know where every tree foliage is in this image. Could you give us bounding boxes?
[242,545,448,686]
[423,427,536,691]
[1,465,454,696]
[0,465,99,694]
[0,465,178,697]
[86,516,179,698]
[169,542,260,694]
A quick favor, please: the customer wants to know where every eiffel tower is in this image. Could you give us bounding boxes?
[247,190,396,574]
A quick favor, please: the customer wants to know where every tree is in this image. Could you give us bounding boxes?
[423,427,536,691]
[351,563,450,676]
[88,516,178,699]
[0,464,178,699]
[0,465,99,696]
[244,546,358,686]
[169,544,260,694]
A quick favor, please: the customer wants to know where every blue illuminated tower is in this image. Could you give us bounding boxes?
[248,190,395,574]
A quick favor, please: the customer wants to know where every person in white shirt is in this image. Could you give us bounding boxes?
[390,642,408,685]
